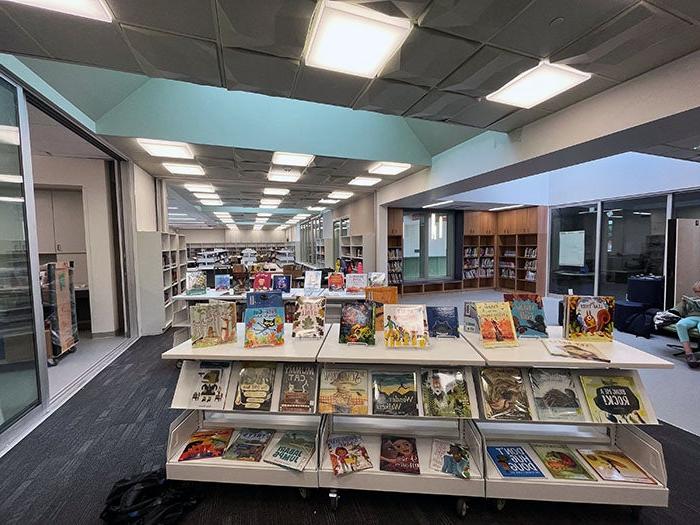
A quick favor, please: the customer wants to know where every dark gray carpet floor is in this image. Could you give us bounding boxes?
[0,330,698,525]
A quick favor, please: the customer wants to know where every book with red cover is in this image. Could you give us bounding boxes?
[253,272,272,291]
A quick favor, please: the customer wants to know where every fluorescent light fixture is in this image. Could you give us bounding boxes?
[349,176,381,186]
[163,163,205,176]
[213,212,230,216]
[168,206,178,210]
[253,224,264,230]
[259,204,279,209]
[488,204,524,211]
[328,191,353,199]
[368,161,410,175]
[137,138,194,159]
[271,151,314,167]
[200,199,223,206]
[169,217,197,221]
[304,0,412,78]
[168,213,187,217]
[260,198,282,206]
[422,200,453,209]
[257,213,272,217]
[220,219,235,224]
[263,187,290,196]
[308,206,326,211]
[486,61,591,109]
[4,0,113,22]
[287,219,300,224]
[319,199,339,204]
[184,184,214,193]
[267,167,301,183]
[0,196,23,203]
[0,174,23,184]
[0,125,20,146]
[194,192,219,199]
[255,217,269,223]
[295,213,311,218]
[227,224,238,230]
[633,211,652,216]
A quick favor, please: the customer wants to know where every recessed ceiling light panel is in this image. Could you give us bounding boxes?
[257,213,272,217]
[260,198,282,206]
[5,0,113,22]
[0,125,20,146]
[267,167,302,183]
[271,151,314,167]
[349,176,381,186]
[137,138,194,159]
[422,200,454,209]
[263,187,290,196]
[184,184,214,192]
[319,199,339,204]
[328,191,353,199]
[259,204,279,209]
[194,192,218,199]
[368,161,410,175]
[200,199,223,206]
[307,206,326,211]
[0,174,23,184]
[163,163,205,176]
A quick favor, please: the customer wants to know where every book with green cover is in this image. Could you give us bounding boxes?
[531,444,595,481]
[420,368,472,417]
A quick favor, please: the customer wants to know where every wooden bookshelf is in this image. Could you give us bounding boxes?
[387,207,403,292]
[462,233,495,289]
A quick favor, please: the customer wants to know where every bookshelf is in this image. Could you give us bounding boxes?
[463,234,495,289]
[340,233,376,272]
[186,242,295,261]
[387,207,404,291]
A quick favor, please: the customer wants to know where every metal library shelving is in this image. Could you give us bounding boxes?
[185,242,295,261]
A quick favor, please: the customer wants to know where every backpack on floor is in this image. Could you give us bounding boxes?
[619,309,656,339]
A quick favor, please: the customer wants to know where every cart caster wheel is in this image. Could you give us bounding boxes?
[329,492,339,511]
[48,358,57,367]
[298,487,309,500]
[455,498,468,518]
[68,346,77,353]
[493,499,506,511]
[176,360,183,369]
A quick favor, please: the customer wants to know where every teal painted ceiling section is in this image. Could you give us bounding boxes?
[404,118,482,156]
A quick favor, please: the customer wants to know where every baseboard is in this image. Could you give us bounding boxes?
[88,330,119,339]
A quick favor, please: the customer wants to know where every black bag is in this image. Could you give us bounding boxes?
[100,469,199,524]
[620,310,655,338]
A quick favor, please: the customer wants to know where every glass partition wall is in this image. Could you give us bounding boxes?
[549,205,599,295]
[403,210,454,281]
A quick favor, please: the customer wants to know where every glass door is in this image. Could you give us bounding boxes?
[403,212,422,281]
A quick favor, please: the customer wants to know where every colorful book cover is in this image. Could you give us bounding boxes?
[339,301,376,345]
[383,304,429,348]
[318,368,368,415]
[345,273,368,293]
[327,272,345,292]
[272,274,291,293]
[303,270,322,292]
[292,296,326,338]
[178,428,234,462]
[420,368,472,418]
[577,449,655,484]
[430,439,470,479]
[233,362,276,411]
[463,301,480,333]
[185,270,206,295]
[531,444,595,481]
[223,428,275,462]
[263,431,316,472]
[426,306,459,338]
[214,274,231,292]
[278,363,317,413]
[503,293,548,338]
[480,368,532,420]
[380,435,420,475]
[327,434,373,476]
[246,291,283,307]
[186,362,231,410]
[253,272,272,291]
[529,369,584,422]
[190,301,237,348]
[579,375,650,424]
[368,272,386,287]
[564,295,615,341]
[371,372,419,416]
[487,446,544,478]
[475,302,518,348]
[231,274,249,294]
[243,306,284,348]
[544,339,610,363]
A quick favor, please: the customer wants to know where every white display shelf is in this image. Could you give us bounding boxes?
[461,326,672,370]
[173,288,306,302]
[162,324,330,362]
[318,325,486,366]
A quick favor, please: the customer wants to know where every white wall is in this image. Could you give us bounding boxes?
[177,228,287,244]
[32,156,118,334]
[133,164,157,231]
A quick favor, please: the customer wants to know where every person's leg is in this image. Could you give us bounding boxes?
[676,317,699,368]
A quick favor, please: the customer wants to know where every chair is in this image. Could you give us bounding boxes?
[365,286,398,332]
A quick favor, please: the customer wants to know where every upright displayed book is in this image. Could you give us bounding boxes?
[176,361,231,410]
[368,272,386,287]
[487,446,544,478]
[503,293,547,338]
[474,302,518,348]
[426,306,459,338]
[579,375,651,424]
[430,439,470,479]
[318,368,368,414]
[420,368,472,418]
[480,368,532,420]
[463,301,479,333]
[223,428,275,462]
[233,362,276,411]
[544,339,610,363]
[178,428,234,462]
[214,274,230,292]
[292,296,326,338]
[243,306,284,348]
[563,295,615,341]
[272,274,291,293]
[190,301,237,348]
[531,444,595,481]
[186,270,206,295]
[383,304,429,348]
[380,435,420,474]
[253,272,272,291]
[528,369,584,422]
[327,434,373,476]
[339,301,376,345]
[303,270,322,293]
[246,291,283,307]
[577,449,655,484]
[345,273,368,293]
[263,431,316,471]
[327,272,345,292]
[278,363,317,413]
[371,372,418,416]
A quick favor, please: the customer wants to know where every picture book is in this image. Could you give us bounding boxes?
[421,368,472,418]
[480,368,532,420]
[190,301,237,348]
[272,274,291,293]
[544,339,610,363]
[263,431,316,472]
[253,272,272,291]
[178,428,234,462]
[579,375,651,424]
[528,369,584,422]
[563,295,615,341]
[531,444,595,481]
[383,304,429,348]
[339,301,376,345]
[243,306,284,348]
[233,362,276,411]
[185,270,206,295]
[303,270,322,292]
[345,273,368,293]
[426,306,459,338]
[231,274,248,294]
[371,372,418,416]
[463,301,480,333]
[179,361,231,410]
[214,274,231,292]
[246,291,283,307]
[327,272,345,292]
[327,434,373,476]
[278,363,317,413]
[380,435,420,475]
[430,439,470,479]
[487,446,544,478]
[503,293,548,338]
[318,368,368,415]
[292,296,326,338]
[475,302,518,348]
[368,272,386,287]
[223,428,275,462]
[577,449,655,484]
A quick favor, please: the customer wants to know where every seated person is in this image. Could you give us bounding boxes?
[673,281,700,369]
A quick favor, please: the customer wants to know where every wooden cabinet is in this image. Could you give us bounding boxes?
[497,210,516,234]
[463,212,479,235]
[479,212,496,235]
[387,208,403,236]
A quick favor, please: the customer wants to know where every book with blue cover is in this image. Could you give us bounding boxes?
[246,291,283,308]
[214,274,231,292]
[243,307,284,348]
[503,293,548,338]
[487,446,544,478]
[272,274,291,293]
[426,306,459,338]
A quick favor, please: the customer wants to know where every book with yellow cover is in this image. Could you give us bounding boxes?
[563,295,614,341]
[579,375,651,424]
[474,302,518,348]
[577,449,655,484]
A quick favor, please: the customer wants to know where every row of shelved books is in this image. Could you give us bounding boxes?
[388,247,402,260]
[501,250,516,258]
[388,260,402,272]
[499,261,515,269]
[464,258,494,270]
[522,260,536,271]
[522,247,537,258]
[463,247,494,257]
[463,268,494,279]
[500,268,515,279]
[388,271,403,285]
[523,271,536,281]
